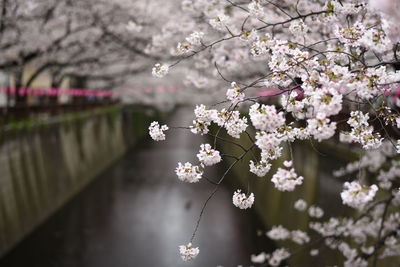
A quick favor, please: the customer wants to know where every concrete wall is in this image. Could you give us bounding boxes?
[0,106,160,257]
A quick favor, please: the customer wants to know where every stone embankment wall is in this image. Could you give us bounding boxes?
[0,106,160,257]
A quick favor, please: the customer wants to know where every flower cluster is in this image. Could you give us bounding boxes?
[342,111,383,149]
[266,225,290,240]
[255,131,281,151]
[294,199,307,211]
[249,103,285,132]
[151,63,169,78]
[340,181,378,209]
[232,190,255,209]
[308,205,324,219]
[175,162,203,183]
[268,248,290,266]
[178,243,199,261]
[250,248,290,266]
[249,160,271,177]
[196,143,221,166]
[226,82,245,104]
[148,121,169,141]
[271,168,304,192]
[190,105,247,138]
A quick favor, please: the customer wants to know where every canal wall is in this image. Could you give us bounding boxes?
[0,106,161,257]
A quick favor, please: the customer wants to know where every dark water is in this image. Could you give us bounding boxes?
[0,108,272,267]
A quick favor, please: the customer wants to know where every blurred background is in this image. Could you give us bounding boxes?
[0,1,387,267]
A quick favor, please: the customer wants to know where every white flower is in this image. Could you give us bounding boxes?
[255,131,281,151]
[332,0,363,14]
[359,28,392,53]
[261,146,283,161]
[334,22,365,47]
[250,34,274,56]
[240,29,258,42]
[360,132,383,150]
[347,111,382,150]
[148,121,168,141]
[267,225,290,240]
[308,205,324,218]
[248,1,264,18]
[152,63,169,78]
[291,230,310,244]
[226,82,245,104]
[348,111,369,128]
[281,91,304,113]
[249,160,271,177]
[271,168,304,191]
[283,160,293,168]
[194,104,217,122]
[225,116,248,138]
[310,249,319,256]
[232,190,255,209]
[268,248,290,267]
[186,31,204,46]
[344,257,368,267]
[249,103,285,132]
[213,109,239,126]
[175,162,203,183]
[174,42,192,55]
[340,181,378,209]
[179,243,199,261]
[307,118,337,142]
[294,199,307,211]
[190,119,211,135]
[209,13,229,31]
[289,20,309,36]
[308,87,343,119]
[251,252,268,264]
[197,144,221,166]
[213,109,248,138]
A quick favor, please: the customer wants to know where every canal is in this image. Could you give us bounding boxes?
[0,108,272,267]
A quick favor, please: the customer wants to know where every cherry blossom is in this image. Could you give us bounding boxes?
[178,243,199,261]
[267,225,290,241]
[249,103,285,132]
[271,168,304,191]
[175,162,203,183]
[268,248,290,267]
[226,82,245,104]
[249,160,271,177]
[196,144,221,166]
[308,205,324,218]
[341,181,378,209]
[145,0,400,264]
[294,199,308,211]
[148,121,169,141]
[232,190,255,210]
[152,63,169,78]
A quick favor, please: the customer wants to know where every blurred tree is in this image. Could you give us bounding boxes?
[0,0,168,106]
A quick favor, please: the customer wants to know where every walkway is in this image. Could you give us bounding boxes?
[0,108,271,267]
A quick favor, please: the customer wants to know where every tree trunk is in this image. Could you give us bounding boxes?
[14,70,27,107]
[48,73,61,105]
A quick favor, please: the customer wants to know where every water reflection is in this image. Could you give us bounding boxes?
[0,108,273,267]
